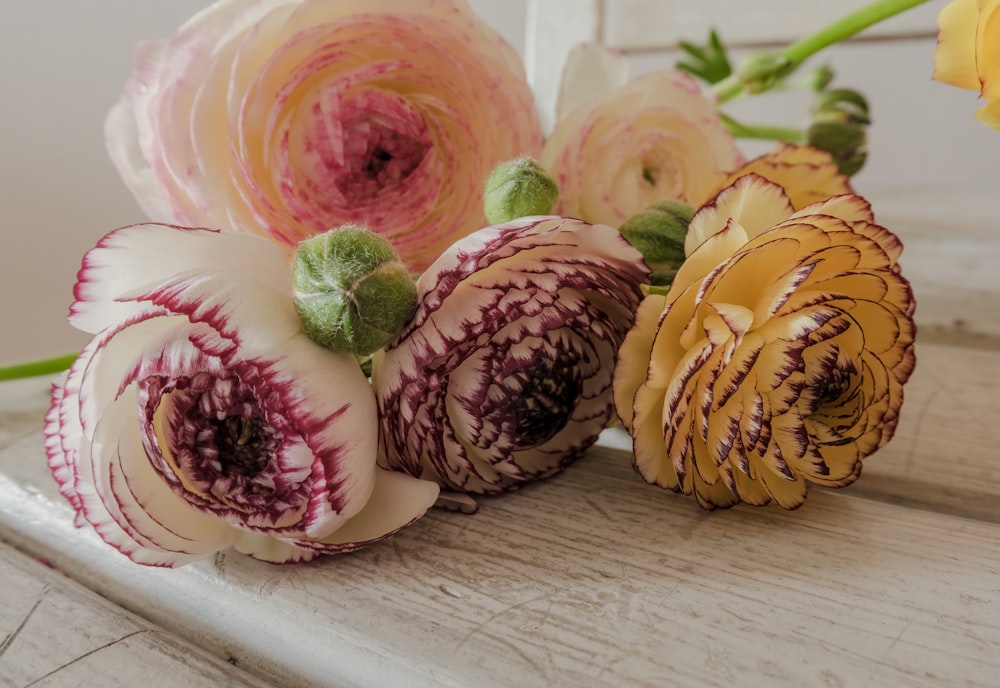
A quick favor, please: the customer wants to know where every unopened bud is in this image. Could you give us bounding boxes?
[618,200,695,286]
[807,64,835,93]
[292,225,418,356]
[807,121,868,176]
[736,52,793,94]
[484,157,559,224]
[813,88,870,125]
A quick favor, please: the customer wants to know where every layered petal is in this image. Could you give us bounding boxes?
[614,179,916,509]
[107,0,542,273]
[375,216,648,495]
[541,70,743,227]
[46,224,437,566]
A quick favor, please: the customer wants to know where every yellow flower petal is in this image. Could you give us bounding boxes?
[686,173,794,255]
[616,176,916,510]
[976,0,1000,98]
[976,97,1000,129]
[720,144,853,211]
[934,0,982,90]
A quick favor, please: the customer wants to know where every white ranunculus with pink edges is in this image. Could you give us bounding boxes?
[540,45,744,228]
[374,216,649,496]
[45,224,438,566]
[106,0,542,274]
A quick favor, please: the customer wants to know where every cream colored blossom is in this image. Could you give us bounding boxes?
[614,175,916,509]
[540,46,743,227]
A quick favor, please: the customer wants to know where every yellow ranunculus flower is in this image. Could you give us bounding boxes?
[613,174,916,509]
[718,144,853,213]
[934,0,1000,129]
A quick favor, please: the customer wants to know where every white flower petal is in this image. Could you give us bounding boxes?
[555,43,630,124]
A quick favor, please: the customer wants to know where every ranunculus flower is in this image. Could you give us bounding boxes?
[934,0,1000,129]
[539,46,744,228]
[718,144,853,212]
[45,224,438,566]
[374,216,649,495]
[106,0,542,273]
[614,175,916,509]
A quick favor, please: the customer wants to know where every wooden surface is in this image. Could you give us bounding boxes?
[1,189,999,687]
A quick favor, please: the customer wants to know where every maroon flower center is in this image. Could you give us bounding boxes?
[168,373,281,489]
[139,371,311,522]
[202,415,272,478]
[511,357,583,449]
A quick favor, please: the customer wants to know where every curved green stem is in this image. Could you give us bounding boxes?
[712,0,932,104]
[720,114,805,143]
[0,353,77,382]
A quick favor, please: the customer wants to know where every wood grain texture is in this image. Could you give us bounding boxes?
[0,340,998,687]
[0,542,273,688]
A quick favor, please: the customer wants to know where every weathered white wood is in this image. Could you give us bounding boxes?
[0,337,999,687]
[524,0,602,132]
[2,437,999,688]
[0,541,274,688]
[871,188,1000,341]
[602,0,941,51]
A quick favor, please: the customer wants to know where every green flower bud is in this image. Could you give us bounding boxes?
[735,52,793,94]
[807,121,868,176]
[484,157,559,224]
[292,225,418,356]
[807,64,835,93]
[618,200,695,286]
[813,88,870,125]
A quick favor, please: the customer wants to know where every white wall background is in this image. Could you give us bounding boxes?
[1,0,995,364]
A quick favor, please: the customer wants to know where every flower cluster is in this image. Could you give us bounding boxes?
[40,0,946,566]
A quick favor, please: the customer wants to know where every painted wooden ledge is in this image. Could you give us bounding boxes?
[0,337,998,688]
[0,542,273,688]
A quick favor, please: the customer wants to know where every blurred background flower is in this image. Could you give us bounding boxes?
[540,45,744,228]
[933,0,1000,129]
[105,0,542,273]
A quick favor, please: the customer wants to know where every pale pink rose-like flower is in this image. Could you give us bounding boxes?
[540,45,744,228]
[45,224,438,566]
[374,216,649,496]
[106,0,542,274]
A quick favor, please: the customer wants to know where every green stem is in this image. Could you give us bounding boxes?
[712,0,932,103]
[0,353,77,382]
[720,114,805,143]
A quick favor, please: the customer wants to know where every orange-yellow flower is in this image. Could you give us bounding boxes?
[719,144,853,212]
[934,0,1000,129]
[613,175,916,509]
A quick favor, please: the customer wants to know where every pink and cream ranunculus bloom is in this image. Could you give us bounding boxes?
[934,0,1000,129]
[45,224,438,566]
[614,175,916,509]
[374,216,649,495]
[540,46,744,228]
[106,0,542,274]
